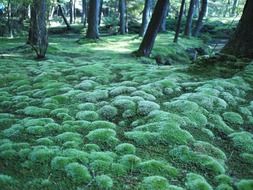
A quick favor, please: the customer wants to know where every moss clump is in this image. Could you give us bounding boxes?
[110,86,136,96]
[98,105,118,120]
[115,143,136,155]
[77,103,96,111]
[65,162,91,184]
[29,146,55,163]
[76,111,99,121]
[55,132,82,143]
[208,114,234,134]
[77,90,109,103]
[0,174,16,189]
[119,154,141,170]
[51,156,73,170]
[167,185,184,190]
[86,129,118,145]
[137,100,160,116]
[125,131,159,145]
[140,176,169,190]
[240,153,253,164]
[36,137,54,146]
[216,184,233,190]
[23,106,50,116]
[75,80,98,90]
[83,144,100,152]
[89,151,115,163]
[131,90,156,101]
[138,159,178,177]
[24,178,54,190]
[215,174,232,185]
[112,98,136,111]
[222,112,244,125]
[186,173,213,190]
[90,121,116,130]
[26,125,46,135]
[236,180,253,190]
[50,108,69,117]
[229,131,253,153]
[163,100,199,113]
[95,175,113,189]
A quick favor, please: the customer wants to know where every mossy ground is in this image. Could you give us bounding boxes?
[0,33,253,190]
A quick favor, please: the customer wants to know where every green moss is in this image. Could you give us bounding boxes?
[140,176,169,190]
[90,121,116,130]
[98,105,118,120]
[137,100,160,116]
[208,114,234,134]
[138,159,178,177]
[76,111,99,121]
[50,108,69,117]
[131,90,156,101]
[115,143,136,155]
[23,106,50,117]
[24,178,54,190]
[167,185,184,190]
[186,173,213,190]
[215,174,232,185]
[236,180,253,190]
[240,153,253,164]
[75,80,98,90]
[110,86,136,96]
[51,156,73,171]
[95,175,113,189]
[55,132,82,143]
[125,131,159,145]
[62,148,89,164]
[36,137,54,146]
[77,90,109,103]
[89,151,116,162]
[77,103,96,111]
[216,184,233,190]
[229,131,253,153]
[83,144,100,152]
[29,146,55,163]
[0,174,16,189]
[164,100,199,113]
[112,99,136,111]
[222,112,244,125]
[65,162,91,184]
[26,125,46,135]
[86,128,118,145]
[119,154,141,170]
[0,149,17,160]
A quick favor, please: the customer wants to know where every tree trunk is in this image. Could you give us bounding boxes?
[184,0,196,37]
[136,0,169,57]
[222,0,253,58]
[69,0,73,24]
[29,0,48,59]
[159,1,169,33]
[82,0,87,27]
[86,0,100,39]
[99,0,103,25]
[139,0,153,37]
[192,0,207,36]
[174,0,186,43]
[7,0,13,37]
[231,0,238,16]
[57,0,71,29]
[119,0,127,34]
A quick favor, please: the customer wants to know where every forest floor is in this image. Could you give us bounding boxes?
[0,33,253,190]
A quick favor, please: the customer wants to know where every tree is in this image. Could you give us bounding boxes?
[174,0,186,43]
[184,0,196,37]
[28,0,48,59]
[119,0,127,34]
[57,0,71,29]
[231,0,238,16]
[193,0,208,36]
[82,0,87,27]
[135,0,169,57]
[159,3,169,33]
[86,0,100,39]
[139,0,153,36]
[222,0,253,58]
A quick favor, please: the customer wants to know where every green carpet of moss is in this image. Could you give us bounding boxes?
[0,33,253,190]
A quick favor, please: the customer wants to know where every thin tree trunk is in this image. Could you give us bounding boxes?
[192,0,207,36]
[222,0,253,58]
[159,1,169,33]
[184,0,196,37]
[86,0,100,39]
[99,0,103,25]
[136,0,169,57]
[57,1,71,29]
[231,0,238,16]
[82,0,87,27]
[174,0,186,43]
[7,0,13,37]
[140,0,153,36]
[69,0,74,24]
[119,0,127,34]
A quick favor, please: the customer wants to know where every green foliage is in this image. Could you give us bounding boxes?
[98,105,118,120]
[83,144,100,152]
[51,156,73,171]
[55,132,82,143]
[215,174,232,185]
[95,175,113,189]
[23,106,50,117]
[64,162,91,184]
[86,129,119,145]
[29,146,55,163]
[112,99,136,111]
[0,174,16,190]
[90,121,116,130]
[229,132,253,153]
[115,143,136,155]
[140,176,169,190]
[77,103,96,111]
[186,173,213,190]
[236,180,253,190]
[76,111,99,121]
[119,154,141,170]
[137,101,160,116]
[216,184,233,190]
[222,112,244,125]
[62,148,89,164]
[125,131,159,145]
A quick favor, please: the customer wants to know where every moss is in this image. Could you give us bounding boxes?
[137,100,160,116]
[119,154,141,170]
[65,162,91,184]
[131,90,156,101]
[216,184,233,190]
[89,151,116,163]
[0,149,17,160]
[229,131,253,153]
[23,106,50,117]
[98,105,118,120]
[215,174,232,185]
[36,137,54,146]
[167,185,184,190]
[90,121,116,130]
[197,154,225,174]
[77,103,96,111]
[55,132,83,143]
[222,112,244,125]
[29,146,55,163]
[24,178,54,190]
[236,180,253,190]
[50,108,69,116]
[140,176,169,190]
[112,99,136,111]
[186,173,213,190]
[115,143,136,155]
[240,153,253,164]
[163,100,199,113]
[125,131,159,145]
[0,174,16,189]
[77,90,109,103]
[76,111,99,121]
[51,156,73,171]
[83,144,100,152]
[18,148,31,159]
[95,175,113,189]
[208,114,234,134]
[62,148,89,164]
[110,86,136,96]
[26,125,46,135]
[75,80,98,90]
[86,128,118,145]
[138,159,178,177]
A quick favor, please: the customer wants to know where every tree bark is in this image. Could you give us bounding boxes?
[136,0,169,57]
[192,0,207,36]
[119,0,127,34]
[69,0,73,24]
[174,0,186,43]
[86,0,100,39]
[140,0,153,37]
[184,0,196,37]
[99,0,103,25]
[222,0,253,58]
[57,0,71,29]
[231,0,238,16]
[159,1,169,33]
[82,0,87,27]
[7,0,13,37]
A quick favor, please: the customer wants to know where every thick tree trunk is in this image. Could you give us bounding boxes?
[29,0,48,59]
[184,0,196,37]
[174,0,186,43]
[140,0,153,37]
[222,0,253,58]
[159,2,169,33]
[193,0,207,36]
[119,0,127,34]
[57,0,71,29]
[82,0,87,27]
[136,0,169,57]
[86,0,100,39]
